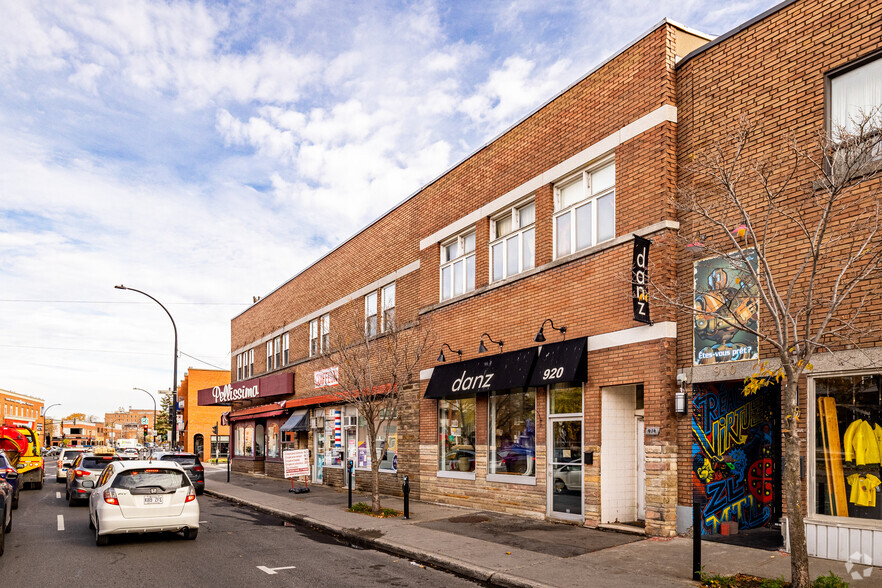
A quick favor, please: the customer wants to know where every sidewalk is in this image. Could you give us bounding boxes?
[202,466,882,587]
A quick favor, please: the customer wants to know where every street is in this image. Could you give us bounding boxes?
[1,465,479,587]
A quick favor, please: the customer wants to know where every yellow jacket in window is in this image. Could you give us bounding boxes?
[843,419,881,465]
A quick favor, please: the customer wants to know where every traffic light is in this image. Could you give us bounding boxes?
[143,425,148,434]
[212,424,219,435]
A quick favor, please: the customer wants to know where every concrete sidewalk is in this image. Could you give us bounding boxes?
[202,465,881,587]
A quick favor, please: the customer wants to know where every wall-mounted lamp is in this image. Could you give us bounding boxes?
[534,319,567,343]
[437,343,462,363]
[478,333,503,354]
[675,372,688,414]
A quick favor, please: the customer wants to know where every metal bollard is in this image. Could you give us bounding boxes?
[692,501,702,582]
[347,460,354,509]
[402,475,410,519]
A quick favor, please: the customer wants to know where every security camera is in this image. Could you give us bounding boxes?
[676,373,688,385]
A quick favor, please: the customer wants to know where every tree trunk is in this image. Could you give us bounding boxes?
[783,378,810,587]
[371,461,381,513]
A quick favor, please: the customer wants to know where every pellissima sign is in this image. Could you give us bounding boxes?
[197,372,293,406]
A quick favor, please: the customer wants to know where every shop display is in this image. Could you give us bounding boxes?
[817,397,848,516]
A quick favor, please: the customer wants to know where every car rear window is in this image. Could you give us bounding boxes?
[82,456,118,469]
[160,455,197,466]
[111,468,188,490]
[62,450,83,460]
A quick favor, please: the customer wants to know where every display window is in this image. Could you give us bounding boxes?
[244,424,254,457]
[266,422,280,459]
[324,406,343,466]
[549,383,582,415]
[439,397,476,472]
[815,374,882,520]
[235,424,245,456]
[489,388,536,477]
[357,412,398,471]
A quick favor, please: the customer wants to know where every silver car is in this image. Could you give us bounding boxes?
[66,453,119,505]
[56,448,86,483]
[87,460,199,545]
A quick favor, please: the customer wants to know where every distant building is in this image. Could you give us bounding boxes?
[1,388,45,438]
[104,408,155,445]
[178,368,231,462]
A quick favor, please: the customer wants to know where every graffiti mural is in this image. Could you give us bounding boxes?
[693,250,760,365]
[692,380,779,535]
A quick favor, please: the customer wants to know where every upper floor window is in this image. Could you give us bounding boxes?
[491,201,535,282]
[554,161,615,258]
[273,336,281,368]
[310,314,330,356]
[381,283,396,332]
[830,53,882,139]
[441,230,475,301]
[365,291,378,337]
[266,341,273,371]
[237,354,242,380]
[248,349,254,378]
[282,333,289,365]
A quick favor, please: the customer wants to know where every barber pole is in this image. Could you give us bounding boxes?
[334,409,341,449]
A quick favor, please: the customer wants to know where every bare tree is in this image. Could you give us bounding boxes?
[323,301,432,513]
[650,113,882,587]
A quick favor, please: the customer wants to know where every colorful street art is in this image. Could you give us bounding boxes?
[692,381,779,535]
[693,250,760,365]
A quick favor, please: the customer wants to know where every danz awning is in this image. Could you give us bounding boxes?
[424,347,537,399]
[528,337,587,387]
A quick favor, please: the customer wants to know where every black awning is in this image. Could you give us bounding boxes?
[528,337,587,387]
[424,347,538,399]
[279,409,310,432]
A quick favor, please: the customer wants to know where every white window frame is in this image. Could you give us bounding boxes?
[273,336,281,369]
[381,283,395,332]
[309,318,319,357]
[490,199,535,283]
[236,354,242,381]
[365,291,378,337]
[440,229,476,301]
[828,52,882,140]
[553,160,615,259]
[282,333,289,365]
[248,349,254,378]
[320,313,330,352]
[266,341,273,372]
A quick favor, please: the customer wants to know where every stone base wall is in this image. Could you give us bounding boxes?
[644,442,678,537]
[264,460,284,479]
[320,467,404,496]
[231,458,265,474]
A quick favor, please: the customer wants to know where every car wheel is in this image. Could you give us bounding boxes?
[554,479,567,494]
[183,527,198,540]
[0,512,5,556]
[68,493,77,507]
[88,513,95,530]
[12,492,18,510]
[4,509,10,533]
[196,488,204,496]
[56,477,64,484]
[95,519,109,546]
[35,479,43,490]
[65,488,70,501]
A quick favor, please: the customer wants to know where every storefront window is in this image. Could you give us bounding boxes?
[255,423,265,457]
[235,424,245,456]
[439,397,476,472]
[244,424,253,457]
[357,412,398,471]
[816,374,882,520]
[325,407,343,466]
[490,388,536,476]
[266,422,279,458]
[549,383,582,415]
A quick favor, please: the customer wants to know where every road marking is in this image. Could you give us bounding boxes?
[57,514,64,531]
[56,492,61,499]
[257,566,297,575]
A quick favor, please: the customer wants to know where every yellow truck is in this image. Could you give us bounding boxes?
[10,426,43,490]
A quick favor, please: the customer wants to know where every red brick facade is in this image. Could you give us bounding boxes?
[221,0,882,548]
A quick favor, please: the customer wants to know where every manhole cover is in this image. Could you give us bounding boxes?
[448,514,491,524]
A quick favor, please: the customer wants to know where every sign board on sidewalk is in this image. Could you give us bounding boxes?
[283,449,310,479]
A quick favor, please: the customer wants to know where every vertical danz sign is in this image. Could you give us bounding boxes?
[632,235,651,324]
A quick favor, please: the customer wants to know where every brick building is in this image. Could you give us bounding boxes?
[178,368,231,462]
[1,389,44,439]
[204,0,882,559]
[104,408,156,445]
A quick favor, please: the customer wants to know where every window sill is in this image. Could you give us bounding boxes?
[486,473,536,486]
[421,219,678,315]
[436,470,476,480]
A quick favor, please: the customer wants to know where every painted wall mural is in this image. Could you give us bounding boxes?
[692,381,779,535]
[693,250,760,365]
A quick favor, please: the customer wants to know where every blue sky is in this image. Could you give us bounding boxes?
[0,0,781,418]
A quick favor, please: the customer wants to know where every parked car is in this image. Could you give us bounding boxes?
[152,452,204,494]
[0,462,14,556]
[0,450,20,510]
[552,459,583,494]
[88,460,199,545]
[56,448,87,483]
[66,452,120,505]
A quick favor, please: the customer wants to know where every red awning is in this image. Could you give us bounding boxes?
[228,401,287,421]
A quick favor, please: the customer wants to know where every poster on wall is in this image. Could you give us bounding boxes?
[693,249,760,365]
[691,381,779,535]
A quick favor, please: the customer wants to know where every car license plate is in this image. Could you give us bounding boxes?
[143,496,164,505]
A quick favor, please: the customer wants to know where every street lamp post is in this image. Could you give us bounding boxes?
[114,285,178,450]
[133,387,157,446]
[42,403,61,446]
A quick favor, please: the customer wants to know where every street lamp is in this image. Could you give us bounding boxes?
[115,285,179,450]
[42,403,61,446]
[134,387,157,446]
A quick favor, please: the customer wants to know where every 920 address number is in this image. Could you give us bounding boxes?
[541,367,565,380]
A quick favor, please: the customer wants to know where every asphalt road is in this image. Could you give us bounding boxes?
[2,465,479,587]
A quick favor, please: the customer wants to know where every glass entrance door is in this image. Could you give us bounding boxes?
[549,419,583,519]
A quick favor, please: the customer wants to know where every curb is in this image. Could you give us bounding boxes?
[204,488,555,588]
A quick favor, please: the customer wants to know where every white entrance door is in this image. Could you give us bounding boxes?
[636,416,646,520]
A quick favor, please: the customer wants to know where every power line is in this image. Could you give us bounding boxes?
[0,345,228,364]
[0,299,247,306]
[178,350,228,371]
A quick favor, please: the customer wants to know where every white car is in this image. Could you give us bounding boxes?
[87,460,199,545]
